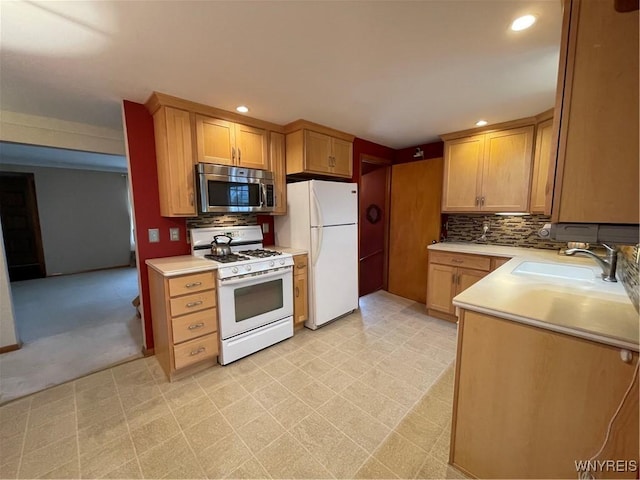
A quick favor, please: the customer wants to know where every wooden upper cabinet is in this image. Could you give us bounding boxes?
[285,121,354,179]
[195,114,268,170]
[152,106,197,217]
[480,126,533,212]
[550,0,639,223]
[442,126,534,213]
[530,118,554,213]
[442,135,484,211]
[270,131,287,215]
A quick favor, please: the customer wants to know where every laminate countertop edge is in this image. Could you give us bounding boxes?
[146,256,218,277]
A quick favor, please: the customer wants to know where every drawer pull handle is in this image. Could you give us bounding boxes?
[296,265,306,269]
[452,259,463,264]
[188,322,205,330]
[295,286,299,297]
[186,301,203,308]
[185,282,202,288]
[190,346,206,356]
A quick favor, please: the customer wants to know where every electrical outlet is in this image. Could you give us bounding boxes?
[148,228,160,243]
[262,223,270,234]
[169,228,180,241]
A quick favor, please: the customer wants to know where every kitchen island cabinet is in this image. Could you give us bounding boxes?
[451,309,639,479]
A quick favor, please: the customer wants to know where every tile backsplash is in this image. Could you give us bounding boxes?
[186,213,258,229]
[444,214,564,250]
[619,245,639,312]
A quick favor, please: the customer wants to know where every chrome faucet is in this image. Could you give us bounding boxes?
[565,243,618,282]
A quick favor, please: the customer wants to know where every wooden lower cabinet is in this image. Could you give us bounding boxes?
[451,310,639,479]
[148,268,219,380]
[293,254,308,328]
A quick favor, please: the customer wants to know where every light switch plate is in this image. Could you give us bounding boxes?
[262,223,270,234]
[169,228,180,241]
[148,228,160,243]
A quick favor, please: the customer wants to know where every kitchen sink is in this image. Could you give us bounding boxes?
[511,261,596,282]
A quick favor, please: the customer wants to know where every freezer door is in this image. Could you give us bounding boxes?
[310,223,358,328]
[310,181,358,227]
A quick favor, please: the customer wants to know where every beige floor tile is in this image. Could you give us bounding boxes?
[76,383,118,411]
[118,381,162,411]
[130,412,181,455]
[416,454,466,479]
[255,432,332,479]
[0,456,20,479]
[354,457,399,479]
[197,432,252,479]
[341,381,408,428]
[78,412,128,457]
[412,394,453,428]
[224,357,259,379]
[261,357,296,379]
[299,339,332,356]
[317,368,356,393]
[79,433,136,479]
[268,395,311,430]
[28,397,75,428]
[0,397,32,421]
[0,433,24,464]
[372,432,428,479]
[294,380,335,409]
[246,343,281,363]
[0,414,28,441]
[193,366,234,391]
[75,369,115,393]
[284,349,317,367]
[234,368,275,393]
[171,394,218,430]
[99,459,142,479]
[337,357,373,378]
[429,429,451,463]
[427,376,455,405]
[114,368,154,388]
[138,433,197,479]
[18,435,77,479]
[23,412,76,454]
[182,412,233,455]
[297,357,333,377]
[394,409,443,453]
[220,395,266,429]
[316,347,353,367]
[39,459,79,479]
[278,369,313,393]
[110,359,147,380]
[162,461,206,479]
[123,395,171,430]
[30,383,74,410]
[236,412,285,454]
[76,395,123,430]
[251,381,291,409]
[228,457,270,479]
[317,395,390,453]
[207,380,249,410]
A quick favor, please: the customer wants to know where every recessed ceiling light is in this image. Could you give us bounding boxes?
[475,120,488,127]
[511,14,537,31]
[236,105,249,113]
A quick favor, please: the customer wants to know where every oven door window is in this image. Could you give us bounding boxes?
[208,181,261,207]
[234,278,283,322]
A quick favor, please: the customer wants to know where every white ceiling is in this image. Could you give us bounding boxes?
[0,1,562,149]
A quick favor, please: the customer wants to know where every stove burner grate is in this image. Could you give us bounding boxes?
[239,249,283,258]
[204,254,250,263]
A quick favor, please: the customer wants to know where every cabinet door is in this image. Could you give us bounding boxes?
[235,123,268,170]
[331,138,353,178]
[481,126,534,212]
[195,115,235,165]
[270,132,287,215]
[154,107,196,216]
[304,130,332,174]
[455,268,487,295]
[426,263,456,314]
[442,136,484,212]
[293,274,308,326]
[530,119,554,213]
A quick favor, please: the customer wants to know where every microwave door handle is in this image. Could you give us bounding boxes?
[260,183,267,207]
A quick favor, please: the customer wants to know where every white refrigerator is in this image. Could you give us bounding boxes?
[275,180,359,329]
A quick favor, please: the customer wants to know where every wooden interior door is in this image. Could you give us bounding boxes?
[0,172,46,281]
[359,159,391,296]
[195,115,235,165]
[235,124,267,170]
[388,158,443,303]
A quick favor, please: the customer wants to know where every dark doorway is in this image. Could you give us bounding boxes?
[0,172,46,281]
[359,155,392,296]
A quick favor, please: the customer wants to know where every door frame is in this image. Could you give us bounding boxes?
[359,154,392,292]
[0,171,46,279]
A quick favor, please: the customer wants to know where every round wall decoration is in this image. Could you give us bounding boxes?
[366,204,382,224]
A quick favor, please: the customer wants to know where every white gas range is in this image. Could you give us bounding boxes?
[190,225,294,365]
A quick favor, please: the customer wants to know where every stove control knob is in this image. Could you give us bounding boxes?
[279,259,285,265]
[269,261,275,267]
[232,267,238,274]
[245,265,251,271]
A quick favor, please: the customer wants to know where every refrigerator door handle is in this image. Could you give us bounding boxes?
[311,186,324,228]
[312,225,323,266]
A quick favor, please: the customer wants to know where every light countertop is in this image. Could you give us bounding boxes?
[271,246,308,256]
[146,256,217,277]
[429,242,639,351]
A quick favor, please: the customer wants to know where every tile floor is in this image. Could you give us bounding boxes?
[0,290,466,479]
[1,268,143,403]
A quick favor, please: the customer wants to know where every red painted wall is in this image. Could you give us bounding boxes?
[123,100,190,350]
[395,141,443,164]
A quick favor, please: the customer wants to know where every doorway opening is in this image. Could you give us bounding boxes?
[358,154,392,297]
[0,142,143,404]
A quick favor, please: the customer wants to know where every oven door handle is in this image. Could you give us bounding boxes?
[218,266,292,286]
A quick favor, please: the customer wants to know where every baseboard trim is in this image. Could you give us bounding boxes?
[427,309,458,323]
[142,346,154,357]
[0,343,21,354]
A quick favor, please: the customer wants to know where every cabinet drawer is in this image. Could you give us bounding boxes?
[293,254,307,275]
[171,308,217,344]
[168,271,215,297]
[170,290,216,317]
[429,252,491,271]
[173,334,218,370]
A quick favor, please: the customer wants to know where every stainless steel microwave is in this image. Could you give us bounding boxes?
[196,164,275,213]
